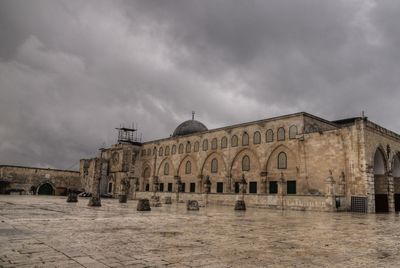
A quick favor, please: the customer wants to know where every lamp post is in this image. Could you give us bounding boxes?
[203,176,211,206]
[234,174,247,210]
[174,176,182,203]
[150,176,161,207]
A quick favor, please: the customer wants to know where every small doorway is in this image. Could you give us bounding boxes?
[216,182,224,193]
[234,182,240,193]
[395,194,400,212]
[190,183,196,193]
[375,194,389,213]
[37,183,54,195]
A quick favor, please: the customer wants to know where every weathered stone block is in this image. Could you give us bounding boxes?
[187,200,199,211]
[150,196,162,207]
[234,200,246,210]
[88,196,101,207]
[66,192,78,203]
[164,196,172,204]
[119,194,127,203]
[137,198,151,211]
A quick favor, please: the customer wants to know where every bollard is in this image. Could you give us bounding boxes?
[187,200,200,211]
[164,196,172,204]
[119,194,127,203]
[137,198,151,211]
[234,200,246,211]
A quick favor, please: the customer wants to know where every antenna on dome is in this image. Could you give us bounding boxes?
[192,111,195,120]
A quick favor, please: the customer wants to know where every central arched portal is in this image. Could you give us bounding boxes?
[37,183,54,195]
[373,149,388,213]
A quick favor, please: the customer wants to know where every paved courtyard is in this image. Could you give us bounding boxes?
[1,196,400,268]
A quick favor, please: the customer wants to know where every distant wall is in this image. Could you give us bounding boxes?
[0,165,81,195]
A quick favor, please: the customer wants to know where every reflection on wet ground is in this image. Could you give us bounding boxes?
[1,195,400,267]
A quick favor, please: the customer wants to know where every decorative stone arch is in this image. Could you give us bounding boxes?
[177,155,198,176]
[393,152,400,177]
[229,148,261,194]
[156,158,176,177]
[230,148,261,174]
[372,145,390,213]
[373,145,388,175]
[265,144,299,194]
[140,162,152,192]
[177,155,199,193]
[201,152,228,193]
[36,181,56,195]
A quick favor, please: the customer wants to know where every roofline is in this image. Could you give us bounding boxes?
[0,165,80,173]
[142,112,339,144]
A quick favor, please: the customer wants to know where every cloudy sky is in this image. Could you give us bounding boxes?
[0,0,399,170]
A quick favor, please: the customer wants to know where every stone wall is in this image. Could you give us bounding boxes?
[0,165,81,195]
[135,192,330,212]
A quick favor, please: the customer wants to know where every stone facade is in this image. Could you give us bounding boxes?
[0,165,81,195]
[80,112,400,213]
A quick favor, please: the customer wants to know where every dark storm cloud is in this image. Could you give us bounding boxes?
[0,0,399,169]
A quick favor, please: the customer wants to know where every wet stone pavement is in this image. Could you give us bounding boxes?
[1,196,400,268]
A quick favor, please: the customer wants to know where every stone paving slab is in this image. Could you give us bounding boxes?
[1,196,400,267]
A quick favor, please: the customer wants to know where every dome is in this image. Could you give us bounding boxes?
[172,119,208,137]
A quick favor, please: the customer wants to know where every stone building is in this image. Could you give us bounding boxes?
[80,112,400,213]
[0,165,81,195]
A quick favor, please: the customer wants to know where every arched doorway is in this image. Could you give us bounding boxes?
[37,183,54,195]
[373,149,388,213]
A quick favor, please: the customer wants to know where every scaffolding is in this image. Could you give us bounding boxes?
[116,124,142,145]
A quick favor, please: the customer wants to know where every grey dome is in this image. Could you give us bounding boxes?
[173,120,208,137]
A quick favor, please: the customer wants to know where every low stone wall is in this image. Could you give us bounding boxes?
[134,192,332,212]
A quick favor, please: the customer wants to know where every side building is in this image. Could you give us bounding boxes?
[80,112,400,213]
[0,165,81,195]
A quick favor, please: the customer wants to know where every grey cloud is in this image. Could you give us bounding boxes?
[0,0,399,169]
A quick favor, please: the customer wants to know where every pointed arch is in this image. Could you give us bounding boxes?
[156,158,176,177]
[373,146,387,175]
[200,152,227,176]
[230,148,261,172]
[177,155,198,176]
[266,144,298,174]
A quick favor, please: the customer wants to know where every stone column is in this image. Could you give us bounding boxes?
[387,171,395,213]
[278,173,285,210]
[366,166,375,213]
[325,171,336,211]
[88,158,102,207]
[197,175,203,193]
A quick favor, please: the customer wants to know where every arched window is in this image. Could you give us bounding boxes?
[143,167,151,178]
[186,142,191,153]
[159,147,164,156]
[253,131,261,144]
[278,152,287,169]
[178,144,184,154]
[153,147,157,155]
[211,138,218,150]
[221,137,228,148]
[165,146,170,156]
[231,135,238,147]
[211,158,218,173]
[147,149,151,156]
[185,161,191,174]
[141,150,146,156]
[242,155,250,171]
[242,133,249,146]
[266,129,274,142]
[164,163,169,175]
[277,127,285,141]
[194,141,200,152]
[171,145,177,155]
[289,125,298,139]
[203,139,208,151]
